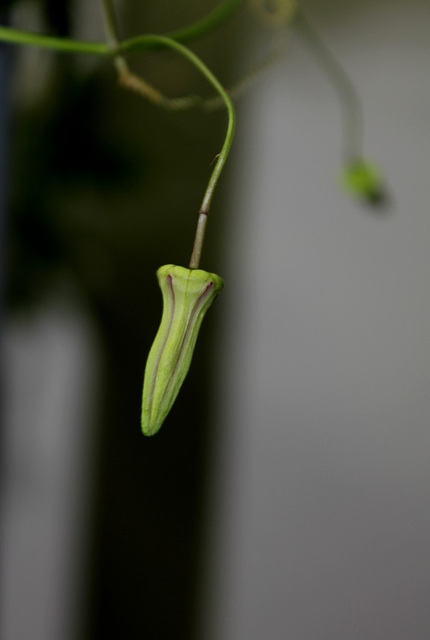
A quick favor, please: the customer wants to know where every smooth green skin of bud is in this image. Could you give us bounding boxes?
[342,160,382,200]
[141,265,224,436]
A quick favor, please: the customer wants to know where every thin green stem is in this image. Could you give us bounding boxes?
[144,0,243,47]
[0,0,243,55]
[0,10,236,269]
[293,9,363,163]
[0,25,109,55]
[97,9,235,265]
[121,36,234,269]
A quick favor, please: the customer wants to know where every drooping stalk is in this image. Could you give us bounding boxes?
[1,8,236,267]
[99,1,235,266]
[117,35,235,269]
[99,0,235,268]
[293,9,363,164]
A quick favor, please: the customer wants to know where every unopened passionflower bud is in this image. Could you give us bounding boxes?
[141,264,224,436]
[342,159,386,205]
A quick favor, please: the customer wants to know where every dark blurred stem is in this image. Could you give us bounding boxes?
[293,9,363,164]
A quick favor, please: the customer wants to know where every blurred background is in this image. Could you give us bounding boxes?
[1,1,430,639]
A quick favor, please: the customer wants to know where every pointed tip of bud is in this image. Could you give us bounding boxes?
[342,160,387,207]
[141,265,223,436]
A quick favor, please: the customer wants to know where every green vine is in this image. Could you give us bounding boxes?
[0,0,243,56]
[1,0,240,266]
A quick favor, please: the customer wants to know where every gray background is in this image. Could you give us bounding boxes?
[203,1,430,638]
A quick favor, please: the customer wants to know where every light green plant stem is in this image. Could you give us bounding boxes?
[293,9,363,163]
[0,25,108,55]
[98,3,235,267]
[126,0,243,50]
[125,36,235,269]
[1,8,236,270]
[0,0,243,55]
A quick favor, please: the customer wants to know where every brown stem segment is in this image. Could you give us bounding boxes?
[189,210,209,269]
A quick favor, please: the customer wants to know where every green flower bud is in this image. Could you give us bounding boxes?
[342,159,386,205]
[141,264,224,436]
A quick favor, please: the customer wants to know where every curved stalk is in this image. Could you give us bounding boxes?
[293,9,363,163]
[119,35,235,269]
[163,0,243,45]
[1,13,236,268]
[97,2,234,266]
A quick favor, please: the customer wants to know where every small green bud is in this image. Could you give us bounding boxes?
[141,264,224,436]
[342,159,386,205]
